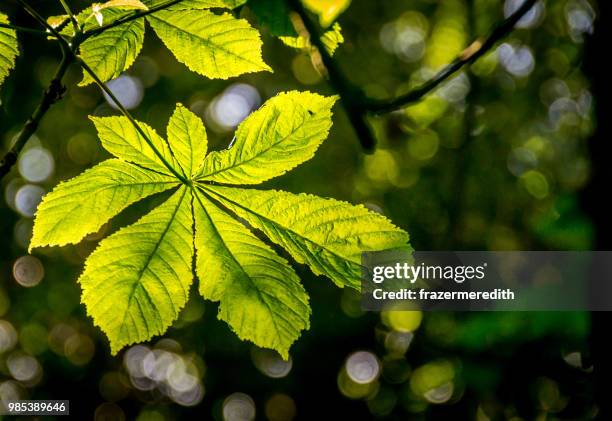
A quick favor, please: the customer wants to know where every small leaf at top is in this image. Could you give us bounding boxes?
[197,91,338,184]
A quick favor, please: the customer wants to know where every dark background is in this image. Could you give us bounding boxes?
[0,0,604,419]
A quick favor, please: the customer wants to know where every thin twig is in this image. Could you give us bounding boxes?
[82,0,183,40]
[77,58,189,184]
[14,0,71,51]
[288,0,377,151]
[0,22,49,37]
[365,0,539,114]
[0,55,73,179]
[58,0,80,33]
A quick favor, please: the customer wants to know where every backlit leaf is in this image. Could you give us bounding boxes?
[147,9,271,79]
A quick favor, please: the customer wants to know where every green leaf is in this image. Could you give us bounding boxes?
[279,22,344,56]
[30,159,178,250]
[166,104,208,177]
[31,97,411,356]
[320,22,344,55]
[94,0,148,12]
[193,189,310,358]
[202,185,411,288]
[47,15,70,29]
[147,9,271,79]
[197,91,338,184]
[79,186,193,354]
[146,0,247,9]
[302,0,351,28]
[78,11,145,86]
[0,13,18,88]
[91,115,180,176]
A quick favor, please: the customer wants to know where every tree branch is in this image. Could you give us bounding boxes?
[58,0,80,33]
[76,58,189,184]
[365,0,539,114]
[0,55,73,179]
[0,22,49,37]
[288,0,377,151]
[82,0,183,40]
[14,0,66,42]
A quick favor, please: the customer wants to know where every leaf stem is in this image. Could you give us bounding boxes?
[0,54,73,179]
[0,22,49,37]
[58,0,81,33]
[76,58,189,184]
[82,0,184,40]
[365,0,539,114]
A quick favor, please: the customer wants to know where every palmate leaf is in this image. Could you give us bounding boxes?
[0,13,19,88]
[75,0,268,85]
[31,91,410,357]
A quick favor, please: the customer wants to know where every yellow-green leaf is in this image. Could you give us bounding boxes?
[279,23,344,56]
[30,159,178,250]
[80,187,193,354]
[197,91,337,184]
[146,0,246,9]
[0,13,18,88]
[90,115,180,176]
[147,9,271,79]
[166,104,208,177]
[78,12,145,86]
[94,0,148,11]
[193,189,310,358]
[203,186,411,289]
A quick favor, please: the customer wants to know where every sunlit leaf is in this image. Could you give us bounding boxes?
[90,115,180,176]
[197,91,337,184]
[203,185,411,288]
[147,9,271,79]
[193,189,310,358]
[78,11,145,85]
[0,13,18,88]
[79,187,193,354]
[30,159,178,249]
[32,95,410,356]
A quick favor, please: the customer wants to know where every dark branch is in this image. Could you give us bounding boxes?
[82,0,183,40]
[365,0,539,114]
[0,55,73,179]
[0,22,49,37]
[288,0,377,151]
[14,0,68,44]
[58,0,80,33]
